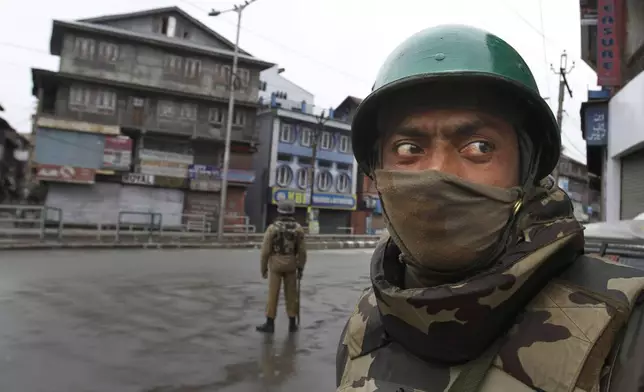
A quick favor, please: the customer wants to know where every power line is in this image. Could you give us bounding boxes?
[537,0,552,99]
[176,0,370,84]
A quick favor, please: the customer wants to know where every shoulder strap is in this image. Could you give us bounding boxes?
[448,339,504,392]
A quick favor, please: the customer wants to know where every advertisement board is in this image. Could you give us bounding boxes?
[103,136,132,170]
[36,164,96,184]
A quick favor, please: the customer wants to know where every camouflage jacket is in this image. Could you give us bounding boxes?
[260,217,307,274]
[336,186,644,392]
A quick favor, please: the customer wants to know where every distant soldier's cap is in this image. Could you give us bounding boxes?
[277,199,296,214]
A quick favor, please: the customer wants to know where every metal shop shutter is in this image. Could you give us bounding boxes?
[46,183,121,225]
[119,186,185,227]
[620,148,644,219]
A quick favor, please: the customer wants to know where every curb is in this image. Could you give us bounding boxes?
[0,240,379,251]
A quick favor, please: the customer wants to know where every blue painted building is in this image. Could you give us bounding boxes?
[248,97,357,233]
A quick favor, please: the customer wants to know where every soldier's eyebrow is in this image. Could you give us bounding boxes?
[391,118,489,140]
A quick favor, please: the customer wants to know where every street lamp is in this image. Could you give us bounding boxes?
[209,0,259,241]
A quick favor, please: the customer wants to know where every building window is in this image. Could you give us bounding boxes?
[69,86,116,113]
[233,110,246,126]
[339,135,350,153]
[159,15,177,37]
[259,80,267,91]
[179,103,198,121]
[69,86,91,109]
[300,127,312,147]
[208,108,224,124]
[296,168,310,189]
[95,90,117,112]
[317,170,333,192]
[219,65,231,84]
[158,100,176,118]
[237,68,250,89]
[73,38,95,60]
[336,173,351,193]
[164,55,183,75]
[276,165,293,187]
[320,131,332,150]
[184,58,201,79]
[98,42,119,62]
[280,123,294,143]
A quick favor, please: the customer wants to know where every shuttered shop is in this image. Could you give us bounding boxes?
[183,191,220,220]
[46,183,121,225]
[119,186,185,227]
[621,149,644,219]
[45,183,185,227]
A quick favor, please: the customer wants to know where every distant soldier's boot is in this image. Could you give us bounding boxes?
[289,317,298,332]
[256,317,275,333]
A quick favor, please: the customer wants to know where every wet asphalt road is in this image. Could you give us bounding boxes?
[0,248,373,392]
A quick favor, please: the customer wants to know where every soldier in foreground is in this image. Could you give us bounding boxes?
[257,199,306,333]
[336,25,644,391]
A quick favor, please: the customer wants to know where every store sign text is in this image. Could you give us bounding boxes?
[597,0,621,86]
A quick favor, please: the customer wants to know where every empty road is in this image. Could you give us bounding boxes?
[0,248,373,392]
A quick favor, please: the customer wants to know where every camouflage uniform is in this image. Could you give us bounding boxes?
[336,25,644,392]
[257,199,306,333]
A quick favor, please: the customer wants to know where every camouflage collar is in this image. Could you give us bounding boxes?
[370,188,585,364]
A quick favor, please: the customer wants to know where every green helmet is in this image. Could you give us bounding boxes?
[352,24,560,181]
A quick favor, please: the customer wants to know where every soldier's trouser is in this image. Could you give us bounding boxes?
[265,271,298,319]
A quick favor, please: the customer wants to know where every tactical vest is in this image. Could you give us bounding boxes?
[337,255,644,392]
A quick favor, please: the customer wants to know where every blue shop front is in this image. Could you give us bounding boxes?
[268,187,357,234]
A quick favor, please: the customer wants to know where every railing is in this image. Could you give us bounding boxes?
[115,211,162,242]
[0,205,63,240]
[0,205,384,244]
[223,215,256,237]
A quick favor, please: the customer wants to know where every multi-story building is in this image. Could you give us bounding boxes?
[0,105,30,204]
[332,96,386,235]
[579,0,644,221]
[557,155,594,222]
[30,7,273,229]
[248,83,357,233]
[258,65,314,108]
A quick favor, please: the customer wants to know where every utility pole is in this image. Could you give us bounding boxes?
[550,50,574,184]
[209,0,259,241]
[306,110,329,234]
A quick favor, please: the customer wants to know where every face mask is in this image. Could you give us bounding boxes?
[375,169,523,272]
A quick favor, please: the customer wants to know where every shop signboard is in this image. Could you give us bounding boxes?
[35,164,96,184]
[122,173,155,186]
[139,148,193,178]
[584,103,609,146]
[188,164,219,180]
[154,175,188,189]
[102,136,133,170]
[139,149,194,164]
[270,187,356,210]
[140,160,190,178]
[189,179,222,192]
[597,0,622,86]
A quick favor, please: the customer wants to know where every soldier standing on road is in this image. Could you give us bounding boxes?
[257,199,306,334]
[337,24,644,391]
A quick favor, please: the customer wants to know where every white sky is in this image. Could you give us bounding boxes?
[0,0,595,163]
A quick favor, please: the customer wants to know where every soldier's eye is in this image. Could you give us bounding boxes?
[394,142,424,156]
[460,141,494,156]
